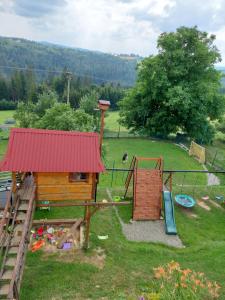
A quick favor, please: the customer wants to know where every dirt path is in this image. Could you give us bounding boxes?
[203,165,220,186]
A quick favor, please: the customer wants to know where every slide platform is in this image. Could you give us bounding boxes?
[163,191,177,235]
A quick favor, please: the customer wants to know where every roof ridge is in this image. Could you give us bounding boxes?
[11,128,99,137]
[1,127,104,173]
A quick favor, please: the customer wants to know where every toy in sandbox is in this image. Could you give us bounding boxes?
[30,219,85,252]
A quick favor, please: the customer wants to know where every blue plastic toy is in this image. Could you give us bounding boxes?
[175,194,196,208]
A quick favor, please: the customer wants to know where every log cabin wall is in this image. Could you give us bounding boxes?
[35,172,96,201]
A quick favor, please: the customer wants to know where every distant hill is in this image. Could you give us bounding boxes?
[0,37,140,86]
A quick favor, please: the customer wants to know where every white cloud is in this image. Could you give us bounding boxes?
[0,0,225,63]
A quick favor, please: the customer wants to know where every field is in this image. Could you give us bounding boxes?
[0,140,8,159]
[0,112,225,299]
[0,110,14,124]
[104,111,135,137]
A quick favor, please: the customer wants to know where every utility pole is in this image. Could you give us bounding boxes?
[66,72,72,105]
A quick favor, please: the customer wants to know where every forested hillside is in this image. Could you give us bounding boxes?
[0,36,139,86]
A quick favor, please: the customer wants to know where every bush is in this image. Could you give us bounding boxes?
[0,128,10,140]
[139,261,220,300]
[0,99,17,110]
[215,131,225,143]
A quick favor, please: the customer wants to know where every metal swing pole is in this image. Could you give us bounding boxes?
[110,160,115,188]
[180,173,186,194]
[192,173,199,199]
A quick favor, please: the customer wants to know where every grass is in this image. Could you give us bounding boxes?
[20,189,225,299]
[206,140,225,169]
[0,111,225,299]
[104,111,136,137]
[0,110,14,124]
[20,136,225,299]
[0,140,8,159]
[100,138,206,188]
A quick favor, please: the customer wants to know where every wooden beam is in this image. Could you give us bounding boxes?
[57,218,83,249]
[32,219,81,226]
[136,157,161,161]
[36,201,131,207]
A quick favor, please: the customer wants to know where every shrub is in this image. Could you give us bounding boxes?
[139,261,220,300]
[0,128,10,140]
[0,99,17,110]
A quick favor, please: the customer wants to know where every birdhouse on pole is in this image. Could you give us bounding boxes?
[98,100,110,156]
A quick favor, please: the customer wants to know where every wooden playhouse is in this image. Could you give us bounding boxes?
[0,128,105,203]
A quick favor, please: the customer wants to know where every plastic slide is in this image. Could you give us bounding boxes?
[163,191,177,235]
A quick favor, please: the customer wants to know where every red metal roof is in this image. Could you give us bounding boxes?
[0,128,105,173]
[98,100,110,106]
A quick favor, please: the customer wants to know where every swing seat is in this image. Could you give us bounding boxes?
[175,194,196,208]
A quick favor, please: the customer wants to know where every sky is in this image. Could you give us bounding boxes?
[0,0,225,64]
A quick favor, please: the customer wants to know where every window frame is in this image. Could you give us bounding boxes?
[69,172,89,183]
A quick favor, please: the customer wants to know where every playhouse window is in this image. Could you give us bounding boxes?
[69,172,88,182]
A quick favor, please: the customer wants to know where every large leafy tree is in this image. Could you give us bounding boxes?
[36,104,94,132]
[119,26,225,143]
[14,92,94,132]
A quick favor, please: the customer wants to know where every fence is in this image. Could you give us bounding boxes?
[99,166,225,203]
[205,146,225,172]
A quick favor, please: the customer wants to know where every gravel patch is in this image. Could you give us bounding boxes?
[120,219,184,248]
[107,189,184,249]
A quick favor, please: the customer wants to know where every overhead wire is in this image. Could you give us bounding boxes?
[0,65,131,84]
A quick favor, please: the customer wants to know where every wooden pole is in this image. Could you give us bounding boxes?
[84,205,91,250]
[66,72,72,105]
[169,173,173,192]
[99,109,105,155]
[12,172,17,193]
[98,100,110,156]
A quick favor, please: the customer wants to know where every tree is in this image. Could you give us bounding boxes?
[79,90,99,116]
[34,91,58,117]
[119,26,225,143]
[36,103,94,132]
[14,102,38,128]
[0,75,9,100]
[97,83,125,110]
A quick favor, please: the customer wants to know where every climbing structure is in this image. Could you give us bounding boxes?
[125,157,163,220]
[0,183,36,299]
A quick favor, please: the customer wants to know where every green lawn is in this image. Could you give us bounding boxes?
[104,111,136,137]
[0,140,8,159]
[0,114,225,299]
[0,110,14,124]
[20,188,225,299]
[100,138,206,188]
[19,138,225,299]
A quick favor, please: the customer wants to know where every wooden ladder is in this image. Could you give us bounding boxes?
[124,156,136,199]
[0,185,36,300]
